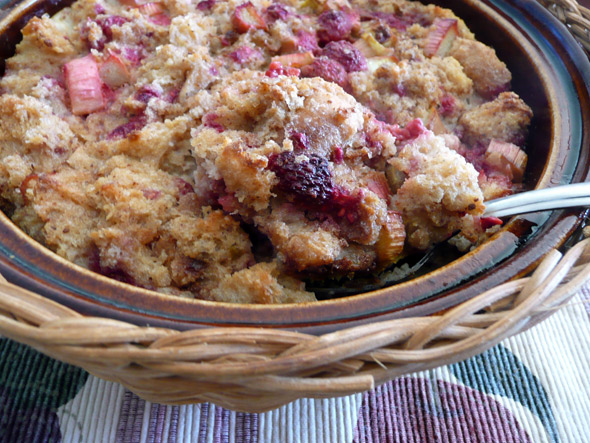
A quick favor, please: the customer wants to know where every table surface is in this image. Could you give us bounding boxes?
[2,284,590,442]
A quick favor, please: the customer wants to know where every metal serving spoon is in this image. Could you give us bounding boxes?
[483,182,590,218]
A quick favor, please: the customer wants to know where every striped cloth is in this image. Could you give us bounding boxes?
[2,288,590,442]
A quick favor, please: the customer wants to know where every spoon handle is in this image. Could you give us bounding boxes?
[483,182,590,217]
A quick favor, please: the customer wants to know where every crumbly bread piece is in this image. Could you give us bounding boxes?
[391,132,484,249]
[450,38,511,99]
[458,92,533,147]
[209,262,316,304]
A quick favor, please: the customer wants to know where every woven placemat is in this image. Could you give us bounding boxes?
[0,0,588,413]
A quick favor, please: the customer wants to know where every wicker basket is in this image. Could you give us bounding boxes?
[0,0,589,413]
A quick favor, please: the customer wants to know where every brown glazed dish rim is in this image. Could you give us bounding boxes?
[0,0,589,334]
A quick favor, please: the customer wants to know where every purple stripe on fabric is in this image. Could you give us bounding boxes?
[213,405,223,443]
[168,406,179,443]
[375,384,387,443]
[393,377,411,443]
[436,378,464,442]
[353,376,532,442]
[198,403,210,442]
[382,382,394,442]
[116,390,146,443]
[235,411,258,443]
[212,406,231,443]
[147,402,168,443]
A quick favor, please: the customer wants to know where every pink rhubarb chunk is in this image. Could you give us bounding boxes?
[99,54,131,88]
[64,55,105,115]
[424,18,458,57]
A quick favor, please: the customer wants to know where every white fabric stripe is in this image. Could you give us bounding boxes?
[228,406,236,443]
[253,394,364,443]
[141,401,152,443]
[57,376,126,443]
[162,402,173,442]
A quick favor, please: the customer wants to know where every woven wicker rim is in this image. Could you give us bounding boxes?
[540,0,590,52]
[1,236,589,412]
[0,0,588,413]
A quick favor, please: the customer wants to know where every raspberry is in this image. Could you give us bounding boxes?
[269,152,335,204]
[292,31,320,53]
[322,40,367,72]
[264,3,290,23]
[300,56,348,89]
[317,9,355,44]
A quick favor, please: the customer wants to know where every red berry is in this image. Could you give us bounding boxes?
[269,151,335,204]
[322,40,367,72]
[300,56,348,88]
[317,10,353,44]
[264,3,290,23]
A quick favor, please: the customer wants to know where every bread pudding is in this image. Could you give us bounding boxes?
[0,0,532,303]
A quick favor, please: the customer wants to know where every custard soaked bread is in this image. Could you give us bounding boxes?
[0,0,532,303]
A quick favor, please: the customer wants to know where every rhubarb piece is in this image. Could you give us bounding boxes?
[427,107,448,135]
[366,55,398,73]
[138,1,164,14]
[271,51,314,68]
[64,55,105,115]
[375,211,405,266]
[99,54,131,88]
[119,0,141,6]
[300,56,348,88]
[322,40,367,72]
[484,139,527,182]
[354,33,393,57]
[138,3,171,25]
[265,61,300,77]
[480,216,503,230]
[232,2,266,33]
[281,30,320,53]
[424,18,458,57]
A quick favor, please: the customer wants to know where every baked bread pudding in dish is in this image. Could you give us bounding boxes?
[0,0,533,303]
